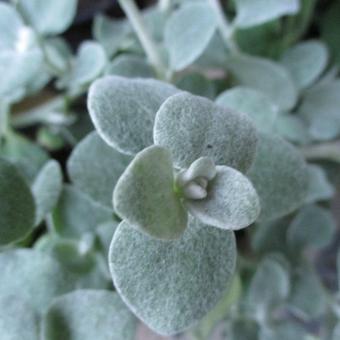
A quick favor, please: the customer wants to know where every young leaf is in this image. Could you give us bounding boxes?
[247,133,308,222]
[106,54,155,78]
[287,205,336,251]
[52,185,113,239]
[69,41,107,88]
[32,160,63,225]
[234,0,300,28]
[109,218,236,336]
[88,75,179,155]
[262,322,308,340]
[165,3,217,71]
[216,86,278,133]
[305,165,335,204]
[226,54,298,111]
[114,146,187,240]
[0,158,35,245]
[43,290,137,340]
[280,40,329,90]
[298,81,340,141]
[154,92,257,173]
[0,296,39,340]
[0,249,76,313]
[67,132,131,208]
[16,0,78,35]
[185,166,260,230]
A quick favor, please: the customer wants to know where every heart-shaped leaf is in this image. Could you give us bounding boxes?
[109,218,236,335]
[280,40,329,90]
[32,160,63,225]
[226,54,297,111]
[0,249,76,313]
[154,92,257,172]
[0,296,39,340]
[185,166,260,230]
[0,158,35,245]
[247,133,308,222]
[165,3,217,71]
[68,132,131,208]
[43,290,137,340]
[234,0,300,28]
[114,146,187,240]
[216,86,278,133]
[16,0,78,35]
[88,76,179,155]
[52,185,113,239]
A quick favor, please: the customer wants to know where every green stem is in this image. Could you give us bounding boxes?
[0,101,10,138]
[117,0,168,79]
[300,140,340,164]
[208,0,239,53]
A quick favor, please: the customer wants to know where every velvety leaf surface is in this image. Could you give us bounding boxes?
[88,75,179,155]
[154,92,257,172]
[0,295,39,340]
[52,185,113,239]
[165,3,217,70]
[93,14,130,57]
[216,86,278,133]
[299,80,340,141]
[43,290,137,340]
[248,134,308,222]
[287,205,336,250]
[16,0,78,35]
[234,0,300,28]
[226,54,297,111]
[68,132,131,208]
[0,158,35,245]
[109,218,236,335]
[0,249,76,313]
[106,55,155,78]
[32,160,62,225]
[114,146,187,240]
[0,132,49,182]
[247,258,290,310]
[281,40,329,89]
[69,41,107,88]
[305,165,335,204]
[185,166,260,230]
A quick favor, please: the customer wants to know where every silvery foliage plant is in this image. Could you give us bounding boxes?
[0,0,340,339]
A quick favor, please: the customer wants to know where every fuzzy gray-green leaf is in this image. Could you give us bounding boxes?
[0,249,76,313]
[88,76,179,155]
[154,92,257,172]
[281,40,329,90]
[234,0,300,28]
[114,146,187,240]
[226,54,297,111]
[43,290,136,340]
[0,158,35,245]
[216,86,278,133]
[109,218,236,335]
[248,134,308,222]
[165,3,217,71]
[68,132,131,208]
[0,296,39,340]
[185,166,260,230]
[32,160,62,225]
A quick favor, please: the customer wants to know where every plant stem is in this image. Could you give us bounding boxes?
[0,101,10,138]
[300,140,340,164]
[207,0,239,53]
[117,0,167,79]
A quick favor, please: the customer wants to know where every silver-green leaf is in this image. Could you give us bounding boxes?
[109,218,236,335]
[113,146,187,240]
